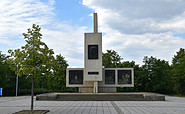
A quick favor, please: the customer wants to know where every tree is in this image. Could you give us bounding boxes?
[0,51,8,89]
[47,54,68,90]
[0,51,16,96]
[53,54,68,90]
[7,24,55,110]
[171,48,185,95]
[36,54,69,91]
[141,56,171,93]
[102,50,122,68]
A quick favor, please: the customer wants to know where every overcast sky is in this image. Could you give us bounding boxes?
[0,0,185,67]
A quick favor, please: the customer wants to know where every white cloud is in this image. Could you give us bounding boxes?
[41,24,86,67]
[83,0,185,65]
[0,0,86,67]
[0,0,55,44]
[1,0,185,68]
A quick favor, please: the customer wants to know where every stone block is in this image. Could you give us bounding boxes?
[79,87,93,93]
[98,87,116,93]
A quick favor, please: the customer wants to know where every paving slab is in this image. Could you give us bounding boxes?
[0,95,185,114]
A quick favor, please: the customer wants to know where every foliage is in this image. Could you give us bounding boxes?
[7,24,55,110]
[171,48,185,95]
[0,51,9,88]
[141,56,171,93]
[51,54,68,90]
[0,52,16,96]
[37,54,69,90]
[102,50,122,68]
[1,53,70,96]
[7,24,55,77]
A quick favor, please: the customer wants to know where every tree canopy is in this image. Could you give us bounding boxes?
[0,52,16,95]
[171,48,185,95]
[7,24,55,110]
[102,50,122,68]
[7,24,55,77]
[141,56,171,92]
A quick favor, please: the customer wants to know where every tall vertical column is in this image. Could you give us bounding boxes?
[93,13,98,93]
[84,13,102,93]
[94,13,98,33]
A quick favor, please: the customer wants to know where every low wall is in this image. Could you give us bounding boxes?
[36,92,165,101]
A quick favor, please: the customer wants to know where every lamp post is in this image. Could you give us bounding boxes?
[16,73,18,96]
[31,35,35,111]
[16,65,18,96]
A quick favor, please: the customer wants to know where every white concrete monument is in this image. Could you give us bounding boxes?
[66,13,134,93]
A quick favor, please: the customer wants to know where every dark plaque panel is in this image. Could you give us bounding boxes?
[118,70,132,84]
[105,70,115,84]
[69,70,83,84]
[88,45,98,59]
[88,72,99,75]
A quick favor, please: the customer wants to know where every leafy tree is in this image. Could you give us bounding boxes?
[171,48,185,95]
[7,24,55,110]
[0,51,8,88]
[0,51,16,95]
[119,61,136,68]
[141,56,171,93]
[37,54,69,91]
[52,54,68,90]
[102,50,122,68]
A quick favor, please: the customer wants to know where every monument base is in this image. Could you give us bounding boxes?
[98,87,116,93]
[36,92,165,101]
[79,87,93,93]
[79,87,116,93]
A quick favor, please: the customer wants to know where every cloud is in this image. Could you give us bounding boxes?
[103,32,184,64]
[1,0,185,67]
[0,0,55,45]
[83,0,185,65]
[41,24,86,67]
[0,0,86,67]
[84,0,185,34]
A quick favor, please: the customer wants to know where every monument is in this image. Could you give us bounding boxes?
[36,13,165,101]
[66,13,134,93]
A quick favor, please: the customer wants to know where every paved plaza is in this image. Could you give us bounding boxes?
[0,95,185,114]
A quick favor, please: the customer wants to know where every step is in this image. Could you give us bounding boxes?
[36,92,165,101]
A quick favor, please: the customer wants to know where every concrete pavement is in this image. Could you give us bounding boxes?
[0,95,185,114]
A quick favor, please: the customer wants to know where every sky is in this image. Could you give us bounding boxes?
[1,0,185,67]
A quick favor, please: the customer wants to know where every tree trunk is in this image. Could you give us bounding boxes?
[31,76,34,110]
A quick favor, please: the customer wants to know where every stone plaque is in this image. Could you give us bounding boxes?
[69,70,83,84]
[105,70,115,84]
[88,72,99,75]
[88,45,98,59]
[118,70,132,84]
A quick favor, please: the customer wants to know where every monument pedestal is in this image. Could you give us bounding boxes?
[98,87,116,93]
[36,92,165,101]
[79,87,93,93]
[79,86,116,93]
